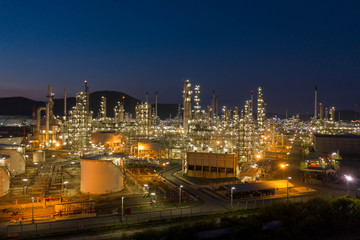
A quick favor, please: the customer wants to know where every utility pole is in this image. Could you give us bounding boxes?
[179,185,183,208]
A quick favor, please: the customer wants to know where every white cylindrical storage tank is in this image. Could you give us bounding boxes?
[33,150,45,163]
[81,156,124,195]
[0,149,26,175]
[0,167,10,197]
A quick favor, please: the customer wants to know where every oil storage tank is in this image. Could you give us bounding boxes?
[33,150,45,163]
[0,166,10,197]
[80,155,124,195]
[0,149,26,175]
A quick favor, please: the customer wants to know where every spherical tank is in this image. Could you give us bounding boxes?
[0,149,25,175]
[81,157,124,195]
[33,150,45,163]
[0,167,10,197]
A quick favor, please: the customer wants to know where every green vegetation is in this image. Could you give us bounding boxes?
[125,197,360,239]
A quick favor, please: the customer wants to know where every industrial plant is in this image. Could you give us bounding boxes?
[0,81,360,238]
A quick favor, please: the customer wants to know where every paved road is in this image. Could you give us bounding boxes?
[162,166,231,211]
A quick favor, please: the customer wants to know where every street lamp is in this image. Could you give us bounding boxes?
[231,187,235,208]
[62,181,68,197]
[144,184,149,196]
[345,175,353,196]
[31,197,35,224]
[151,192,157,207]
[287,177,292,203]
[22,178,28,196]
[280,163,289,179]
[179,185,183,208]
[121,196,124,222]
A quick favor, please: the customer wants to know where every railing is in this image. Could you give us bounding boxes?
[1,193,340,239]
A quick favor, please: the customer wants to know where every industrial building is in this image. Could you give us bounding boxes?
[186,152,238,179]
[314,134,360,158]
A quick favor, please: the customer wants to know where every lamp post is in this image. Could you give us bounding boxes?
[62,181,68,197]
[345,175,353,197]
[231,187,235,208]
[151,193,157,207]
[179,185,183,208]
[121,196,124,222]
[280,163,288,179]
[287,177,292,203]
[31,197,35,224]
[22,178,28,196]
[144,184,149,197]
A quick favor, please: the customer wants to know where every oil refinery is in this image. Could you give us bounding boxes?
[0,80,360,238]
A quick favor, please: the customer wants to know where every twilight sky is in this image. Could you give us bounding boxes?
[0,0,359,114]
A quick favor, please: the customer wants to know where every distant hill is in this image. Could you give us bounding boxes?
[268,110,358,122]
[0,97,44,116]
[1,94,358,122]
[0,91,179,120]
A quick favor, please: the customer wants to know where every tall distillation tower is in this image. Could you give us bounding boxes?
[114,101,125,124]
[193,85,201,122]
[135,97,152,136]
[257,87,266,134]
[67,81,92,150]
[183,80,192,134]
[99,96,107,121]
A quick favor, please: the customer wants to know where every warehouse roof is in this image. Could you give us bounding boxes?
[224,180,294,193]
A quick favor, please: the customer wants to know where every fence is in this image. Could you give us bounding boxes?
[0,194,328,238]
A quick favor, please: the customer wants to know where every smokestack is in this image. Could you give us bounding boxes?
[250,90,254,115]
[330,107,335,121]
[314,86,318,120]
[216,94,219,117]
[84,80,89,93]
[146,92,149,103]
[155,91,158,119]
[45,103,49,144]
[64,88,67,118]
[212,90,215,118]
[48,85,52,99]
[319,103,324,120]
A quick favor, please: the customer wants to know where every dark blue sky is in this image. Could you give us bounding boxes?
[0,0,359,114]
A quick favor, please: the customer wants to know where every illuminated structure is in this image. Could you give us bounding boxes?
[257,87,266,133]
[114,101,125,124]
[193,85,201,122]
[66,81,92,150]
[99,96,107,121]
[135,102,152,135]
[183,79,192,134]
[29,81,360,185]
[36,84,62,148]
